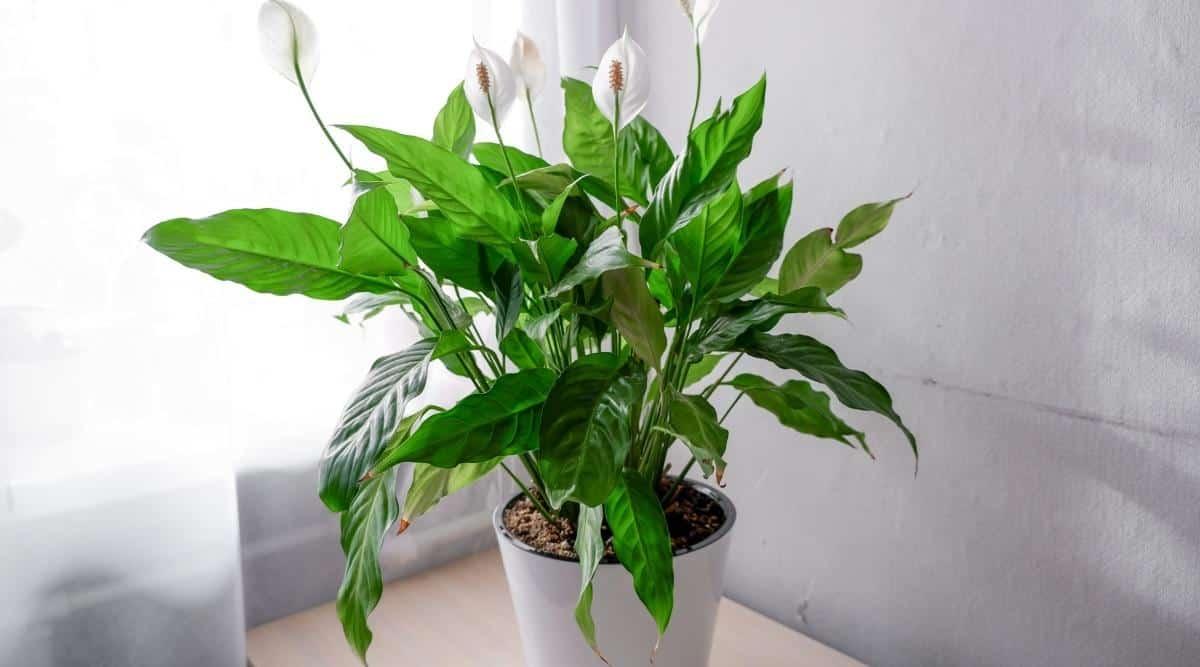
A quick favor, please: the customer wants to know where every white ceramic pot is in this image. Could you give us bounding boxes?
[494,481,736,667]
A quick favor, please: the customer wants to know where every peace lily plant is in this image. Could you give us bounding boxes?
[143,1,917,663]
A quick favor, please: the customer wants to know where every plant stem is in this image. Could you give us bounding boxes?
[486,94,533,236]
[525,89,544,158]
[662,458,697,505]
[701,352,743,399]
[686,37,703,138]
[612,96,623,231]
[501,461,553,521]
[719,391,744,423]
[293,60,353,173]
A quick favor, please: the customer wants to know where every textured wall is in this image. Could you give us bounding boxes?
[631,1,1200,665]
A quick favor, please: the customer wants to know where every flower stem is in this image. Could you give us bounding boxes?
[612,96,623,231]
[686,37,703,137]
[293,60,353,173]
[487,94,534,236]
[525,89,544,158]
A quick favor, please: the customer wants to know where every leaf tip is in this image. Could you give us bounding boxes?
[396,518,411,535]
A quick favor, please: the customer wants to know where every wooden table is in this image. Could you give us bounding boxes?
[247,549,863,666]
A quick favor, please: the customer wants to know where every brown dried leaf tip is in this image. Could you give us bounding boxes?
[475,62,491,94]
[396,518,411,536]
[608,60,624,93]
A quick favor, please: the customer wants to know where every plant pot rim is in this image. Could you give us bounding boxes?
[492,477,737,564]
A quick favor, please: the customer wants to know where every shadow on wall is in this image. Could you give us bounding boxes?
[0,569,245,667]
[237,461,510,627]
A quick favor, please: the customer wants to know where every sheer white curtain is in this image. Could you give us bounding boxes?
[0,1,478,664]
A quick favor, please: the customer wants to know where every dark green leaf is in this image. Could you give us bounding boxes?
[712,175,793,302]
[834,195,909,249]
[605,470,674,636]
[541,176,588,235]
[728,373,862,447]
[491,264,523,341]
[500,329,546,369]
[142,209,395,300]
[336,469,398,664]
[692,287,842,357]
[539,354,646,507]
[639,76,767,258]
[339,125,521,246]
[778,228,862,295]
[627,118,675,188]
[537,234,579,284]
[664,393,728,479]
[339,187,417,276]
[573,504,606,659]
[403,214,505,292]
[548,227,654,296]
[319,339,435,512]
[603,268,667,369]
[432,84,475,158]
[666,184,743,302]
[736,332,917,462]
[372,369,556,472]
[431,329,473,361]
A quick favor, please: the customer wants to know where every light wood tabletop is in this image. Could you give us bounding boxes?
[247,549,864,666]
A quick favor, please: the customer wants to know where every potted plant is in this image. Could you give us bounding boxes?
[142,2,917,665]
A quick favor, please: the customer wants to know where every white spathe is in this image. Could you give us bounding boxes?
[510,32,546,100]
[592,27,650,130]
[257,0,318,86]
[680,0,721,43]
[465,40,516,127]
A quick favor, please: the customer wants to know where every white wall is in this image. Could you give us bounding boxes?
[631,1,1200,665]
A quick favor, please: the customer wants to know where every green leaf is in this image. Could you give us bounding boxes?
[627,117,676,188]
[339,187,417,276]
[142,209,396,300]
[736,332,917,462]
[537,234,579,284]
[548,227,654,296]
[319,339,435,512]
[491,264,523,341]
[834,195,909,249]
[640,76,767,258]
[336,469,398,664]
[712,175,793,302]
[664,393,728,480]
[573,504,606,659]
[403,214,505,293]
[473,142,549,176]
[524,306,566,342]
[778,228,862,295]
[372,369,556,473]
[431,329,473,361]
[750,276,779,297]
[352,170,417,213]
[692,287,843,357]
[500,329,546,369]
[728,373,862,447]
[666,184,744,302]
[339,125,522,246]
[401,458,500,529]
[603,268,667,370]
[562,78,655,205]
[539,354,647,507]
[605,470,674,636]
[432,84,475,159]
[684,353,726,388]
[541,176,588,235]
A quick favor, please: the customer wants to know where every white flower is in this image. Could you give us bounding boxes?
[509,32,546,100]
[679,0,721,43]
[257,0,319,86]
[592,27,650,130]
[464,40,517,127]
